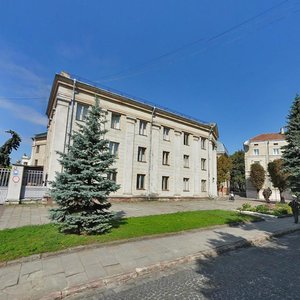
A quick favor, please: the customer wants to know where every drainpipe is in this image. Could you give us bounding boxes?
[67,79,77,149]
[207,123,215,198]
[148,106,156,200]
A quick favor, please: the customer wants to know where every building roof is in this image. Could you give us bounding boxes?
[33,132,47,139]
[250,133,285,142]
[216,141,229,155]
[46,72,219,139]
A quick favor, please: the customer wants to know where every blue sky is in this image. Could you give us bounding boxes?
[0,0,300,162]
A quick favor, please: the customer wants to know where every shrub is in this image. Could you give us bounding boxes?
[240,203,252,211]
[254,204,270,214]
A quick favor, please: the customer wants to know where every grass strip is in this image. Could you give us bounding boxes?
[0,210,259,262]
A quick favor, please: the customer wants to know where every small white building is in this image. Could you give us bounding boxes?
[43,72,219,200]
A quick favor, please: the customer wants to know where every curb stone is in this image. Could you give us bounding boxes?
[41,226,300,300]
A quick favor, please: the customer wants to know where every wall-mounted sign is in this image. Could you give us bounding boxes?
[13,167,19,176]
[12,176,20,183]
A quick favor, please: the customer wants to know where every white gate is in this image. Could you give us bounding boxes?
[0,168,10,204]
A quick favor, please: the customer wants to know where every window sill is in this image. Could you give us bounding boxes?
[137,188,145,190]
[111,127,121,131]
[138,160,147,163]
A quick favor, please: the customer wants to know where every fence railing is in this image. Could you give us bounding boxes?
[0,168,10,187]
[23,170,44,186]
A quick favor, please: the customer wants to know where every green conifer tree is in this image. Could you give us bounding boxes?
[50,98,120,234]
[282,95,300,198]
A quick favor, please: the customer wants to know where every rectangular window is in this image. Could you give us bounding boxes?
[139,120,147,135]
[137,174,145,189]
[183,155,189,168]
[34,159,38,166]
[162,176,169,191]
[201,137,207,150]
[183,132,189,145]
[109,142,119,158]
[201,158,206,170]
[162,151,170,165]
[111,112,121,129]
[273,148,280,155]
[201,180,207,192]
[183,178,190,191]
[108,172,117,182]
[274,143,278,145]
[254,143,259,146]
[163,127,170,141]
[36,145,40,154]
[76,103,89,121]
[137,147,146,162]
[253,149,259,156]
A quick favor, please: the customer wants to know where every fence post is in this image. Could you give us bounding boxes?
[6,165,24,204]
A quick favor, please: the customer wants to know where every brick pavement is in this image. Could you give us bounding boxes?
[0,197,262,230]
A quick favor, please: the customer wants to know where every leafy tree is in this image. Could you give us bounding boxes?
[230,150,246,192]
[267,159,288,203]
[217,154,232,190]
[282,95,300,198]
[250,163,265,199]
[0,130,21,167]
[49,98,120,235]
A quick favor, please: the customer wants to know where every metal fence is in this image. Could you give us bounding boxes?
[0,168,10,187]
[23,170,44,186]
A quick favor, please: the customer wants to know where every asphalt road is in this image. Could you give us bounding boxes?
[67,231,300,300]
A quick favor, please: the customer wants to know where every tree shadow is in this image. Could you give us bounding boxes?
[190,227,300,299]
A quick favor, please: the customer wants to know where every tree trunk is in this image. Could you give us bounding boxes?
[279,189,285,203]
[257,189,260,199]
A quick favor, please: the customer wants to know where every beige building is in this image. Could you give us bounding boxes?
[30,132,47,167]
[244,130,291,201]
[43,72,218,200]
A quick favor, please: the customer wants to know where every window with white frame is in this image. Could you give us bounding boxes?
[76,103,89,121]
[162,151,170,165]
[183,132,189,145]
[253,149,259,156]
[163,127,170,141]
[273,148,280,155]
[108,171,117,182]
[183,178,190,191]
[201,180,207,192]
[139,120,147,135]
[183,155,189,168]
[36,145,40,154]
[137,147,146,162]
[109,142,119,158]
[162,176,169,191]
[201,158,206,170]
[136,174,145,189]
[111,112,121,129]
[201,137,207,149]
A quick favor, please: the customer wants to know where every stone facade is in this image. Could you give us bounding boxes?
[30,132,47,167]
[44,72,218,200]
[244,131,292,201]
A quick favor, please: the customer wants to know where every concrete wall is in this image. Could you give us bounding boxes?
[45,77,218,200]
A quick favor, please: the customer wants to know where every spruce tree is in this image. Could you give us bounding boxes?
[50,98,120,234]
[282,95,300,198]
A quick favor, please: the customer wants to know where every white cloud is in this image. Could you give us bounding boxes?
[0,98,47,126]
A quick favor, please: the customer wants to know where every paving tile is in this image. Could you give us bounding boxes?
[0,264,21,289]
[61,253,85,276]
[42,257,64,276]
[66,272,89,287]
[85,263,106,281]
[95,248,119,267]
[103,263,124,276]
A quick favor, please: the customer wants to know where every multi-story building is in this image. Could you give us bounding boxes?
[244,130,291,201]
[30,132,47,167]
[43,72,218,200]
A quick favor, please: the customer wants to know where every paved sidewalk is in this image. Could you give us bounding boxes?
[0,216,299,300]
[0,198,261,230]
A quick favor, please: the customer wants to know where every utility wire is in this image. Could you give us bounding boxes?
[96,0,293,83]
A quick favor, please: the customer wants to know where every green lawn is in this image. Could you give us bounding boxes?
[0,210,259,262]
